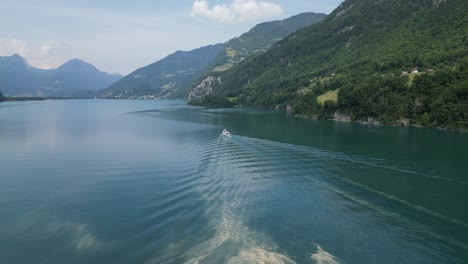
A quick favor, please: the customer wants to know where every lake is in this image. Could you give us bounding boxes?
[0,100,467,263]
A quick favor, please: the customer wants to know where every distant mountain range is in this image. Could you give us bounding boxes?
[0,54,122,97]
[100,44,224,99]
[101,12,326,99]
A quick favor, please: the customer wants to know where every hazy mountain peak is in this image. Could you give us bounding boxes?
[58,58,98,72]
[0,53,31,68]
[67,58,86,64]
[9,53,23,59]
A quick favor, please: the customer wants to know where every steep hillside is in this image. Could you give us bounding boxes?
[209,12,326,72]
[0,54,122,97]
[192,0,468,129]
[100,44,224,99]
[189,12,326,99]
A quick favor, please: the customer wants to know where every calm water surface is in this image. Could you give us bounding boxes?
[0,100,467,263]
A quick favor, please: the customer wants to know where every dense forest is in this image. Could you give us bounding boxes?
[0,91,4,102]
[191,0,468,130]
[294,61,468,129]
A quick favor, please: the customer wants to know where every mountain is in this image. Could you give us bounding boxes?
[191,0,468,130]
[0,54,122,97]
[50,59,123,96]
[100,44,223,99]
[189,12,326,99]
[101,12,326,99]
[207,12,326,73]
[0,54,46,96]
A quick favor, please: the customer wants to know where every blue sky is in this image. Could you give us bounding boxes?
[0,0,343,74]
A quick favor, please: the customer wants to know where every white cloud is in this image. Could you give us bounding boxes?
[0,38,30,56]
[191,0,283,23]
[40,41,57,57]
[35,41,73,69]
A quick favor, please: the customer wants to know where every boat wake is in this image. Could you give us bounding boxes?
[183,136,294,263]
[145,133,466,263]
[311,244,340,264]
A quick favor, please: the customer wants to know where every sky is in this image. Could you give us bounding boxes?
[0,0,343,75]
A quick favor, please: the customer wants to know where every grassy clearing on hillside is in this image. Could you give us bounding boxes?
[213,63,234,72]
[226,49,237,58]
[407,73,423,86]
[319,77,332,85]
[227,97,238,103]
[317,89,339,105]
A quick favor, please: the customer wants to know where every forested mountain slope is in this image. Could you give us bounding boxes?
[209,12,326,73]
[189,12,325,100]
[192,0,468,129]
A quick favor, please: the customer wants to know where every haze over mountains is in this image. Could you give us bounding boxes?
[0,54,122,97]
[101,12,326,99]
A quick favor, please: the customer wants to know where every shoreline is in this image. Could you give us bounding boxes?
[1,97,92,102]
[3,97,465,133]
[294,113,468,133]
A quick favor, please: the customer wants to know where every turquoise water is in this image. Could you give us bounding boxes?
[0,100,467,263]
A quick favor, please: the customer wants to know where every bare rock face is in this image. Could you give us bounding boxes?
[334,112,352,122]
[433,0,447,7]
[286,104,294,116]
[398,118,410,127]
[188,76,222,100]
[365,117,380,126]
[335,4,354,18]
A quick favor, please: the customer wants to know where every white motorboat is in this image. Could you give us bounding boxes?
[222,129,231,137]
